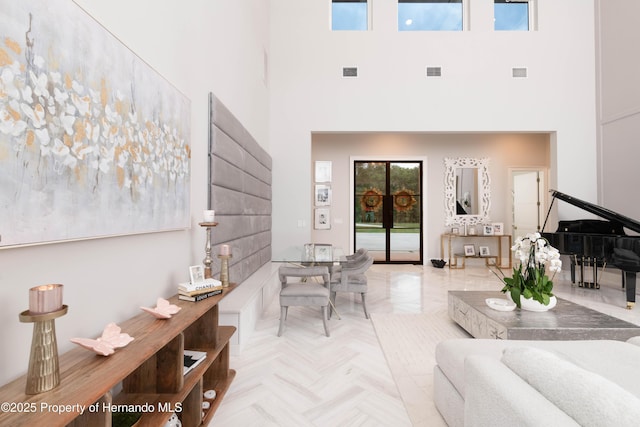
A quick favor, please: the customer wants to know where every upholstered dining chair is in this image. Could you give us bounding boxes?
[278,266,331,337]
[346,248,368,263]
[330,254,374,319]
[329,247,368,279]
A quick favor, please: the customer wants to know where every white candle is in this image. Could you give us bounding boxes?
[219,244,230,256]
[203,210,215,223]
[29,284,64,314]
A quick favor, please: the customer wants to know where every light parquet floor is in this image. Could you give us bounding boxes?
[210,263,640,426]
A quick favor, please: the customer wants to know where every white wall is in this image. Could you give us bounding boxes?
[312,132,550,258]
[0,0,269,385]
[596,0,640,225]
[270,0,597,255]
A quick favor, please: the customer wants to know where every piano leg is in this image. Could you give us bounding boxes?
[623,271,636,309]
[570,255,577,284]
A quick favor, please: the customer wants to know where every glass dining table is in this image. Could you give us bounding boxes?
[273,244,348,266]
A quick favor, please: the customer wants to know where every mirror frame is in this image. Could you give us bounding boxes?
[444,157,491,226]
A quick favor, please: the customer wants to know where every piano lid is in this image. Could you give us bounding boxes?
[543,190,640,235]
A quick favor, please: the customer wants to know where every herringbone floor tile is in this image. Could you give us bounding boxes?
[211,263,640,426]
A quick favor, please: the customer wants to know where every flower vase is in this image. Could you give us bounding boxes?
[519,295,557,312]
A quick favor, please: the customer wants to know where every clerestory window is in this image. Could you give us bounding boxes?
[398,0,463,32]
[332,0,369,31]
[494,0,530,31]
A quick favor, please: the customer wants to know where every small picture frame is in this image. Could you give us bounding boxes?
[483,225,494,236]
[479,246,490,257]
[315,184,331,206]
[314,244,333,262]
[451,227,459,235]
[468,227,477,235]
[189,265,205,284]
[492,222,504,235]
[314,208,331,230]
[315,161,332,183]
[464,244,476,256]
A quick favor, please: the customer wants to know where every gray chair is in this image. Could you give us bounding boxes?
[278,266,331,337]
[329,247,368,278]
[346,248,368,263]
[330,254,374,319]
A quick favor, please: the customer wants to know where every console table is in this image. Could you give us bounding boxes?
[448,290,640,341]
[441,233,512,269]
[0,286,237,427]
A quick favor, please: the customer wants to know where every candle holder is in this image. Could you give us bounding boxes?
[217,254,232,288]
[19,305,68,394]
[199,222,218,279]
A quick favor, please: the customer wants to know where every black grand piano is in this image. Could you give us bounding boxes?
[542,189,640,309]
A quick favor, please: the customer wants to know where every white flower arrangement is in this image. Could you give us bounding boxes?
[493,232,562,308]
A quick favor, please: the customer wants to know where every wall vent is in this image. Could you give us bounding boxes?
[512,67,528,78]
[342,67,358,77]
[426,67,442,77]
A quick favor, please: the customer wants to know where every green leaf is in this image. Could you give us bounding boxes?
[510,288,521,308]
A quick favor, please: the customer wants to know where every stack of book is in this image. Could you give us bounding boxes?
[178,278,223,302]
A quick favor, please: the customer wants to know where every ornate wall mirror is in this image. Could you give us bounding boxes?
[444,157,491,225]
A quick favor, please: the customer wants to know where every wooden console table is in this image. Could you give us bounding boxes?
[441,233,512,269]
[0,286,237,427]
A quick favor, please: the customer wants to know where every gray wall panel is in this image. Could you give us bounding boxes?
[209,93,272,286]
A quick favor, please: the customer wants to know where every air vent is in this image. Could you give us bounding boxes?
[426,67,442,77]
[512,67,528,78]
[342,67,358,78]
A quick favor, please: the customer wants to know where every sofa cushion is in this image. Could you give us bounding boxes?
[626,335,640,347]
[464,355,579,427]
[435,338,640,399]
[502,347,640,427]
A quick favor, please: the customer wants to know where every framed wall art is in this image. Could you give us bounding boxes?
[0,0,191,247]
[314,208,331,230]
[315,161,332,183]
[315,184,331,206]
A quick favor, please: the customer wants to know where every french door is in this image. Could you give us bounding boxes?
[354,161,423,263]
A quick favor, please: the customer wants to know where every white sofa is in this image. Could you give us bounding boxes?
[434,337,640,426]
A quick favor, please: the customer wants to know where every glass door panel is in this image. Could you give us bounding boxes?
[354,161,422,263]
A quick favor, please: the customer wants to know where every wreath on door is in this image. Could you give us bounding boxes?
[360,188,383,222]
[393,189,416,212]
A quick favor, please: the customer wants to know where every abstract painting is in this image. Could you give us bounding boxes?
[0,0,191,247]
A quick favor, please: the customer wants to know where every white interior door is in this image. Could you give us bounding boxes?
[511,169,545,237]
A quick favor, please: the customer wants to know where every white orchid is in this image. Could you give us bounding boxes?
[492,233,562,308]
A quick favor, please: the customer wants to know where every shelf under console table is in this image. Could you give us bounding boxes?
[441,233,512,269]
[0,284,237,427]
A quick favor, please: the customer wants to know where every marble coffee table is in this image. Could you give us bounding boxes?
[448,290,640,341]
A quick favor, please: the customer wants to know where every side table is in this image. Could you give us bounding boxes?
[441,233,512,269]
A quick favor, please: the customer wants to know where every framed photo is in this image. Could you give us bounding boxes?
[464,244,476,256]
[314,244,333,262]
[479,246,490,257]
[451,227,459,235]
[492,222,504,235]
[315,161,332,183]
[483,225,494,236]
[314,208,331,230]
[315,184,331,206]
[189,265,205,283]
